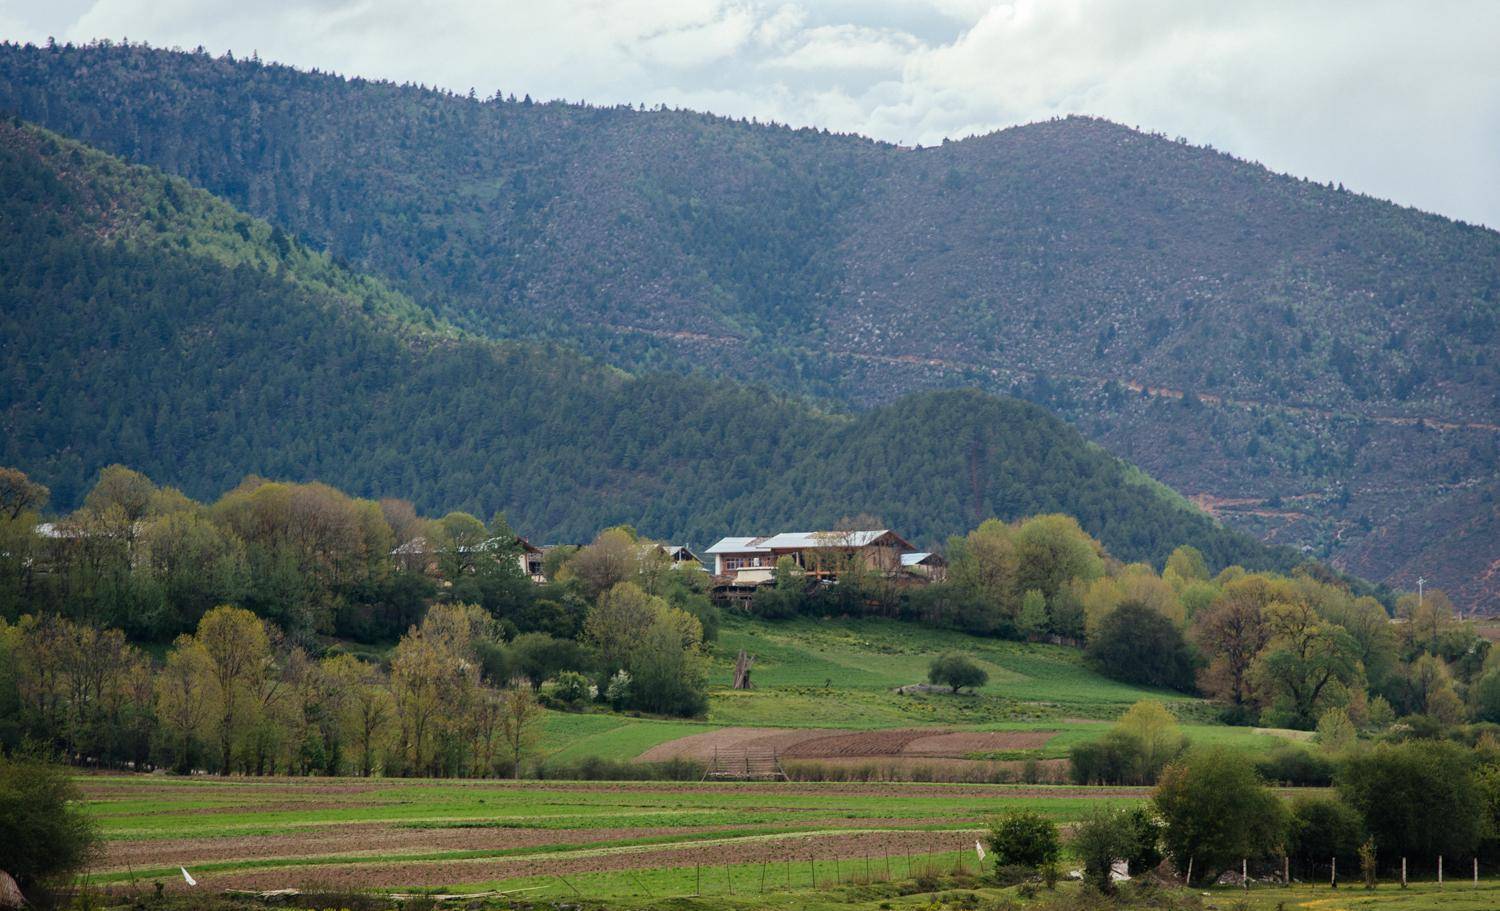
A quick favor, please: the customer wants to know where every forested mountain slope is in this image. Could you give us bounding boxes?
[1,43,1494,605]
[0,119,1288,572]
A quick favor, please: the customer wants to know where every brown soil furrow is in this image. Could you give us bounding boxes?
[159,828,988,892]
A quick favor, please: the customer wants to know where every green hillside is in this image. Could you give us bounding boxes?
[529,613,1300,767]
[0,118,1286,570]
[2,41,1495,605]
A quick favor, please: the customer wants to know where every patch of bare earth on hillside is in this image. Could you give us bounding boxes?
[898,731,1056,755]
[636,727,844,761]
[640,727,1058,764]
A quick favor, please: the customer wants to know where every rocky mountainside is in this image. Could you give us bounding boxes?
[2,42,1493,605]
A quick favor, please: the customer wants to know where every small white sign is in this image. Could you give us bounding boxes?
[181,867,197,886]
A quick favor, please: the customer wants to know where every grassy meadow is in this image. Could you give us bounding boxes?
[527,615,1303,768]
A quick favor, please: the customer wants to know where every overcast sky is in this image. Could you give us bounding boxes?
[4,0,1498,228]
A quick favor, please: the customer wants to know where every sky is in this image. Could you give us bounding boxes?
[3,0,1498,228]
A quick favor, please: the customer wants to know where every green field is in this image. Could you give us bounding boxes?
[76,774,1479,911]
[69,615,1333,908]
[526,615,1303,767]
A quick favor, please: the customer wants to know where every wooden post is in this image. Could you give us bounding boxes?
[695,863,701,896]
[1439,855,1443,888]
[1331,856,1336,889]
[834,854,840,883]
[1475,857,1479,886]
[810,854,816,888]
[1243,858,1249,890]
[1283,855,1289,885]
[1401,857,1407,888]
[1186,857,1193,887]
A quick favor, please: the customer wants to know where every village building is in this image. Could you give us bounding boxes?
[900,551,948,582]
[655,544,707,571]
[705,529,936,602]
[391,534,547,582]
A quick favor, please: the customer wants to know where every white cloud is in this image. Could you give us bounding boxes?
[4,0,1497,226]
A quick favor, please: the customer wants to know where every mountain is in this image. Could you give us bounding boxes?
[2,43,1494,606]
[0,118,1289,573]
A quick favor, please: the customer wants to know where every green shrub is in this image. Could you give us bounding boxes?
[1071,807,1135,893]
[1254,745,1335,786]
[1287,795,1363,875]
[1069,733,1140,785]
[1336,740,1482,862]
[928,652,989,693]
[1086,602,1197,691]
[985,810,1061,871]
[0,758,99,893]
[551,670,593,705]
[1121,806,1165,874]
[1153,747,1287,885]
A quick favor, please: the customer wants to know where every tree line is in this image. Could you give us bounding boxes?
[994,733,1500,888]
[0,465,719,774]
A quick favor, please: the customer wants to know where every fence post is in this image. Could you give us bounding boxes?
[1439,855,1443,888]
[1331,856,1336,889]
[1243,858,1249,890]
[1475,857,1479,886]
[1401,857,1407,889]
[1186,857,1193,886]
[1283,855,1289,885]
[695,863,701,896]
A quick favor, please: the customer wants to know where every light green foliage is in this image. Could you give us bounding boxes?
[1164,545,1209,584]
[1314,706,1356,753]
[1252,602,1361,729]
[1014,514,1105,600]
[1018,589,1049,637]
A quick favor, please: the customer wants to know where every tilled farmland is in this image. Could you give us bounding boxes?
[79,774,1145,895]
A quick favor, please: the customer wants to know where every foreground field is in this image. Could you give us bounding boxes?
[80,774,1144,894]
[78,774,1487,911]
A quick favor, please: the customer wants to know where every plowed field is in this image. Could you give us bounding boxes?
[637,726,1057,763]
[78,773,1141,897]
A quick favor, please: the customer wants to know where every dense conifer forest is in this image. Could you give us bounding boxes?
[1,41,1494,608]
[0,119,1290,573]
